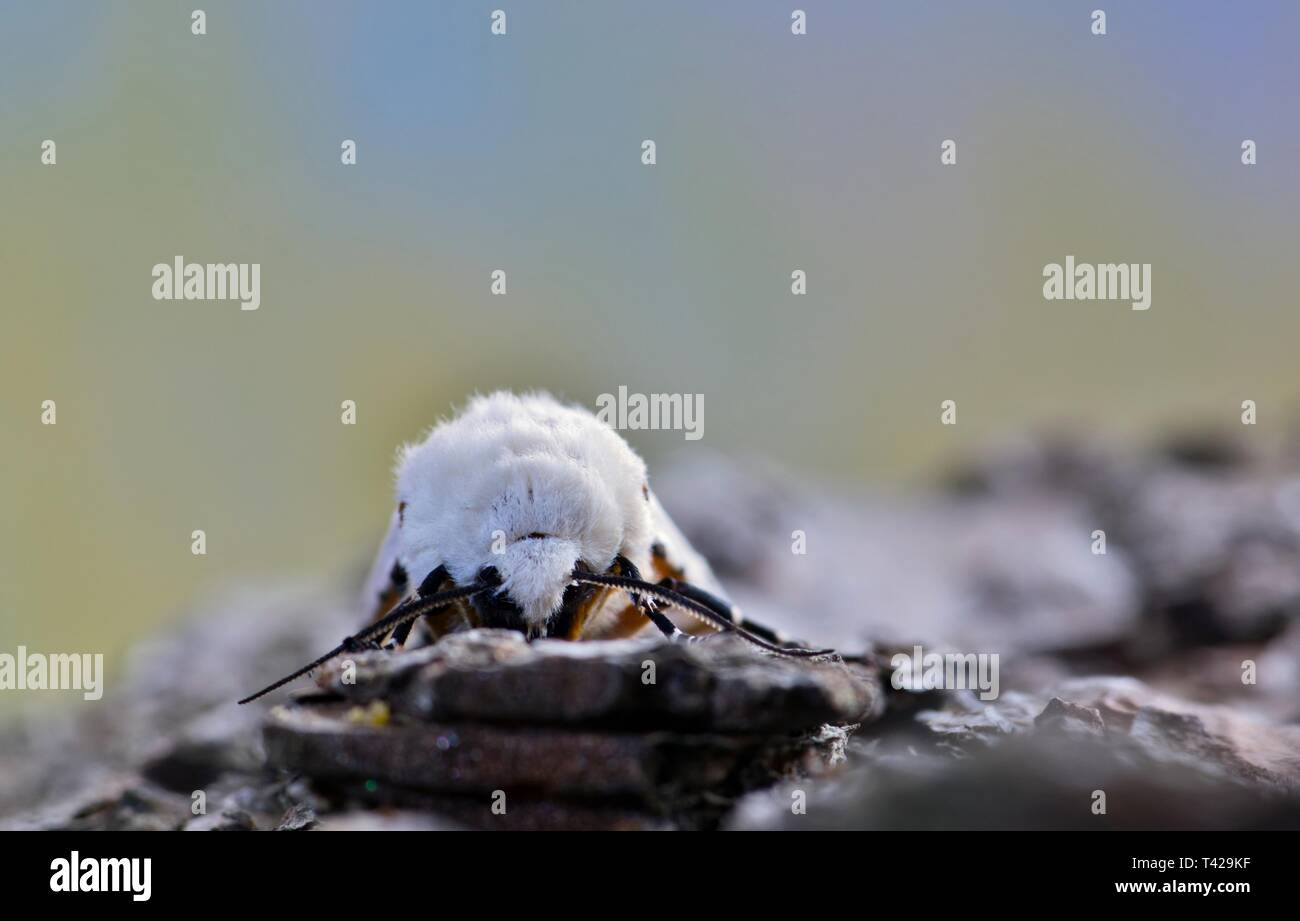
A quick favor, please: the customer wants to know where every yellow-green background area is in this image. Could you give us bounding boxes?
[2,2,1298,715]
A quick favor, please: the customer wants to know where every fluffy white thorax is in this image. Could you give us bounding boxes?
[393,391,654,626]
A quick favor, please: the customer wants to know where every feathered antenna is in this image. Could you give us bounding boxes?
[572,572,835,658]
[237,584,483,704]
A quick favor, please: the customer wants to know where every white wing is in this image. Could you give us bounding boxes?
[358,507,404,616]
[646,490,728,599]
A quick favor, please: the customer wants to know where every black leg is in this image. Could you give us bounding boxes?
[656,577,803,647]
[612,555,659,614]
[389,566,450,646]
[388,617,418,648]
[610,556,693,641]
[639,603,694,642]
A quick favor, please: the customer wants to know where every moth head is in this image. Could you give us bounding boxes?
[478,532,586,627]
[392,390,656,626]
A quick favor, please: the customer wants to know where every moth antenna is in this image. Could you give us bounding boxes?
[572,573,835,658]
[236,584,484,704]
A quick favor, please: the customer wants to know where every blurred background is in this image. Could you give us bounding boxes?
[2,1,1298,713]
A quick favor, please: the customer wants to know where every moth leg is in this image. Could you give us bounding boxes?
[387,622,416,649]
[560,586,617,640]
[637,601,697,643]
[647,542,725,637]
[419,599,481,644]
[599,560,691,642]
[576,555,707,643]
[610,555,661,611]
[392,598,477,648]
[656,577,802,648]
[584,602,652,640]
[369,565,452,649]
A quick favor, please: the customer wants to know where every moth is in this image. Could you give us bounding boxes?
[240,391,830,703]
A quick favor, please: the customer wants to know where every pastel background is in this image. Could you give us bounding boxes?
[2,1,1298,709]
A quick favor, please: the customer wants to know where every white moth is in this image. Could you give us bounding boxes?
[241,391,828,704]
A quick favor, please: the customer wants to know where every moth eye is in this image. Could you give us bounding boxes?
[398,501,407,524]
[642,483,650,501]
